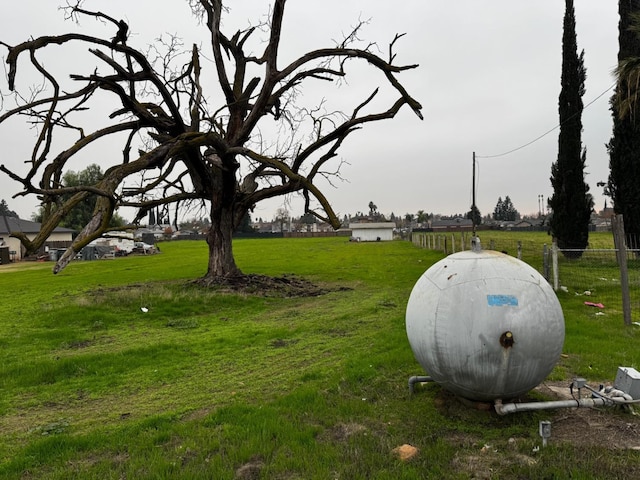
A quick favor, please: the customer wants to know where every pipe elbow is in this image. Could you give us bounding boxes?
[408,375,433,393]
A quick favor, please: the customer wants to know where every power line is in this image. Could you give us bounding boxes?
[476,82,616,159]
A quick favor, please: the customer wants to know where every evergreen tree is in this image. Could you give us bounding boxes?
[549,0,593,255]
[492,196,519,221]
[298,212,317,225]
[234,212,255,234]
[502,196,519,221]
[608,0,640,248]
[0,199,18,218]
[466,205,481,226]
[493,197,504,221]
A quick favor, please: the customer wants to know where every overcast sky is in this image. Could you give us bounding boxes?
[0,1,619,223]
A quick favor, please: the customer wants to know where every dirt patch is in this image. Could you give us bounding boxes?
[63,338,94,349]
[451,446,539,480]
[550,408,640,449]
[438,381,640,478]
[533,381,640,450]
[76,274,339,300]
[435,380,640,451]
[235,456,264,480]
[269,338,300,348]
[194,273,340,297]
[434,381,640,466]
[326,422,368,442]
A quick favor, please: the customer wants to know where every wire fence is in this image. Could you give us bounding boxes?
[410,231,549,270]
[553,248,640,323]
[410,224,640,325]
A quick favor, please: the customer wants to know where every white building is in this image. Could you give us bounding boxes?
[349,222,396,242]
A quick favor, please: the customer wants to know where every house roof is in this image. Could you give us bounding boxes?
[0,216,75,235]
[514,220,534,227]
[432,217,473,227]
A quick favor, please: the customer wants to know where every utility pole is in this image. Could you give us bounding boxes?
[472,151,477,236]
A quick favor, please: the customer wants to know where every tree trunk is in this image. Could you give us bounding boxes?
[204,204,241,280]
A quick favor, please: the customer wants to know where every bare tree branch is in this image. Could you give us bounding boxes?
[0,1,422,278]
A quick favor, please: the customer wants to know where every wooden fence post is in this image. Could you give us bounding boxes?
[612,215,632,326]
[552,240,559,292]
[543,243,549,281]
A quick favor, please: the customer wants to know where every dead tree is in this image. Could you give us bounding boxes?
[0,0,422,281]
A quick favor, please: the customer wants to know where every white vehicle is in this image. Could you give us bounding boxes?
[98,232,136,255]
[134,241,155,253]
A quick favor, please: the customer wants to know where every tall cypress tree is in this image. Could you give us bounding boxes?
[607,0,640,248]
[549,0,594,256]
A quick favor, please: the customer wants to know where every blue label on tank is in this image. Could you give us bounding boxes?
[487,295,518,307]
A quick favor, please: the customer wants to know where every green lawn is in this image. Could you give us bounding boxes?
[0,237,638,479]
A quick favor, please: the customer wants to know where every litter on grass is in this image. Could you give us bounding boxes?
[584,302,604,309]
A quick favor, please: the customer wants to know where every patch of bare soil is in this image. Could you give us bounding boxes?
[194,273,343,297]
[323,422,368,442]
[425,379,640,479]
[436,381,640,451]
[434,381,640,479]
[533,381,640,450]
[234,456,265,480]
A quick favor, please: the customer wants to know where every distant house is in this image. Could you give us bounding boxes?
[0,217,74,262]
[511,220,537,230]
[134,226,168,241]
[171,229,196,240]
[349,222,395,242]
[431,217,473,231]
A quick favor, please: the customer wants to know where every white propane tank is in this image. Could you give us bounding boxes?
[406,245,564,401]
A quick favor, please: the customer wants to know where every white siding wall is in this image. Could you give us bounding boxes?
[0,231,73,261]
[2,238,22,262]
[349,223,395,242]
[46,232,74,242]
[351,228,393,241]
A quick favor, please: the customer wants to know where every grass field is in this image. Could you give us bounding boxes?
[0,236,638,479]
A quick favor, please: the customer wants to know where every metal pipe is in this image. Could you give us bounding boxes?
[408,375,434,393]
[587,386,640,412]
[495,382,640,415]
[471,236,481,252]
[494,397,611,415]
[586,385,635,402]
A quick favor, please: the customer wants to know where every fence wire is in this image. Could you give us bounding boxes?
[410,230,639,323]
[555,248,640,322]
[410,231,547,270]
